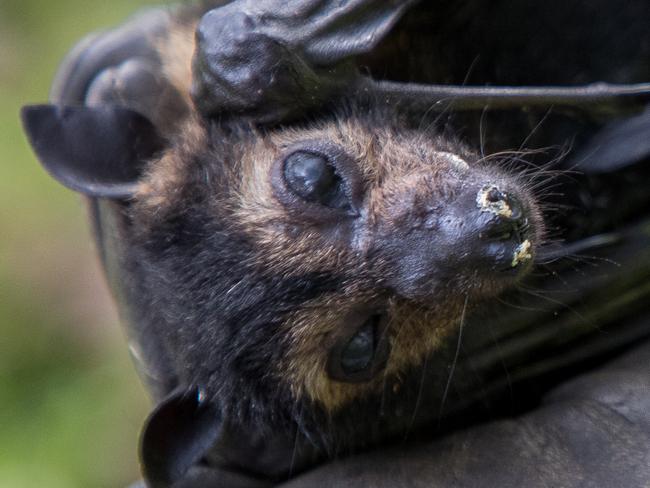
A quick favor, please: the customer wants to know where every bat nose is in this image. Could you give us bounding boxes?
[474,184,533,271]
[429,182,534,277]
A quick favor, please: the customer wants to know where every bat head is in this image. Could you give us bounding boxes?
[21,95,544,453]
[19,13,545,480]
[122,102,544,437]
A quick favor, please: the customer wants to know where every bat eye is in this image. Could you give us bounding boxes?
[283,151,350,210]
[327,314,390,383]
[340,322,376,374]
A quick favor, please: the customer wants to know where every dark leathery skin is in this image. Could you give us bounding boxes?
[50,7,172,105]
[191,0,417,122]
[281,339,650,488]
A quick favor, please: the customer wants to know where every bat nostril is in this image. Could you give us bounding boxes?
[485,187,504,203]
[477,184,526,226]
[474,184,533,270]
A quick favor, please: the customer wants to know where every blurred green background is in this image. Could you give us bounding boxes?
[0,1,171,486]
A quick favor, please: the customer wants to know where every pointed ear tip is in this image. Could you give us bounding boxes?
[20,104,39,130]
[20,103,52,118]
[20,104,56,138]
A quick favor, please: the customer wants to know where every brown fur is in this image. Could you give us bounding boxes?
[156,20,196,109]
[228,120,486,409]
[136,115,205,216]
[136,19,544,414]
[282,296,466,409]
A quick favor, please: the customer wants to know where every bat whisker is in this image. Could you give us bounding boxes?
[437,293,469,428]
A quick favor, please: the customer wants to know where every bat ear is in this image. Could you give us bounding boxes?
[20,104,164,198]
[140,387,221,488]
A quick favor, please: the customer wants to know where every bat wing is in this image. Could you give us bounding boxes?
[191,0,650,123]
[191,0,417,122]
[280,339,650,488]
[50,7,170,106]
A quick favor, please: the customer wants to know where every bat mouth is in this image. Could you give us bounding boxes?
[326,312,390,383]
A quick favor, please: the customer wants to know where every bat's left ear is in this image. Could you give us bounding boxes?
[21,104,164,198]
[140,387,222,488]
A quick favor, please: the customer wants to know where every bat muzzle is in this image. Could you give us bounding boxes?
[371,175,539,302]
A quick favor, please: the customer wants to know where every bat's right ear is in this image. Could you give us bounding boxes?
[20,104,164,198]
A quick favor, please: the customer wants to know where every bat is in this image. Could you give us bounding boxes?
[21,1,650,486]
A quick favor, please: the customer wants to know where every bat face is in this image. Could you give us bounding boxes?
[19,9,548,473]
[129,104,543,430]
